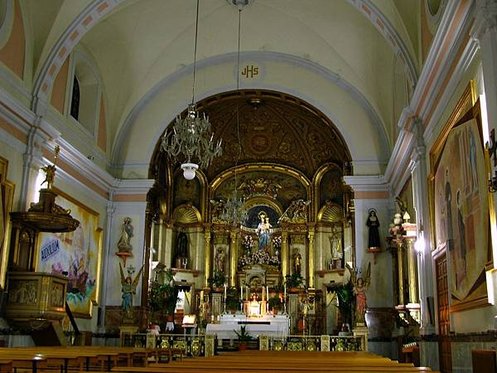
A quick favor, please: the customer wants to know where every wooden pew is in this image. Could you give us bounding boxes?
[110,350,439,373]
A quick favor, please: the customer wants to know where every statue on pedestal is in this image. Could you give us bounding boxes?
[347,262,371,325]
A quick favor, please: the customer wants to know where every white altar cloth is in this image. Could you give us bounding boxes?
[206,314,289,339]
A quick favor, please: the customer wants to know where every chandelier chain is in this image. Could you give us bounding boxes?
[192,0,200,105]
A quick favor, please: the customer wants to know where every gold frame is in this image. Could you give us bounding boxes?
[35,188,103,318]
[0,157,15,290]
[429,81,490,312]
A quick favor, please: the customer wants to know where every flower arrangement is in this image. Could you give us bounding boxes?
[241,234,254,254]
[238,249,280,268]
[272,235,281,250]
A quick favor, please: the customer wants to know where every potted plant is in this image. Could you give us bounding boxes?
[285,273,304,292]
[234,325,253,350]
[208,270,226,291]
[149,267,179,326]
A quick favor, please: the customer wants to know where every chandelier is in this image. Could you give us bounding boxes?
[161,0,222,180]
[221,1,248,226]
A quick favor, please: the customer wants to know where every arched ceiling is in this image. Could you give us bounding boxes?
[160,90,351,181]
[25,0,422,176]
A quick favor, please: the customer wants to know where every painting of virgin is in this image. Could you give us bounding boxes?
[434,118,489,309]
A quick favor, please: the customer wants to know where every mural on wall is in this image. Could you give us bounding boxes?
[37,192,102,318]
[434,118,489,309]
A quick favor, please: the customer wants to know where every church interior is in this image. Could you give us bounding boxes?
[0,0,497,372]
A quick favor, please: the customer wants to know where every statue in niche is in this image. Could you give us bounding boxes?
[174,230,188,268]
[215,247,226,272]
[256,211,272,250]
[329,226,342,269]
[292,249,302,274]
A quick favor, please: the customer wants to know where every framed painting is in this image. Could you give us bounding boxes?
[0,157,15,290]
[36,189,102,318]
[430,82,491,311]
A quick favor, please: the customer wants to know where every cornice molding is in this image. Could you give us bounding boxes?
[343,175,390,193]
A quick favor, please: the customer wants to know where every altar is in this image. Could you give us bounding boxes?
[206,314,290,340]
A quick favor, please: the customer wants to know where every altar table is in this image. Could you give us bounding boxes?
[206,314,289,340]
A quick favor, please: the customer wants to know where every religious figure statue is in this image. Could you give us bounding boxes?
[119,263,144,320]
[117,217,134,253]
[347,262,371,325]
[41,164,56,189]
[215,247,226,272]
[256,212,271,250]
[329,226,342,268]
[293,249,302,274]
[174,230,188,267]
[366,209,381,251]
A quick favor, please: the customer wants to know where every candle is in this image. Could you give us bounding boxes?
[240,285,243,300]
[284,284,287,299]
[200,290,204,302]
[266,286,269,300]
[224,283,227,299]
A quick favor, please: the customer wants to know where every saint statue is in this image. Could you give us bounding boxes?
[293,249,302,274]
[366,209,381,251]
[256,212,271,250]
[215,248,225,272]
[117,217,134,253]
[119,263,143,320]
[347,262,371,325]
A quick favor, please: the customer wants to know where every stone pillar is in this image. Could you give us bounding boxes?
[281,231,289,278]
[409,118,435,334]
[204,225,212,288]
[307,225,315,288]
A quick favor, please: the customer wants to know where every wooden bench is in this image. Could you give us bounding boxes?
[110,350,439,373]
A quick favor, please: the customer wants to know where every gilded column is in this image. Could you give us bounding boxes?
[405,238,419,304]
[229,228,239,287]
[307,225,315,288]
[204,224,212,288]
[397,242,405,306]
[281,231,289,278]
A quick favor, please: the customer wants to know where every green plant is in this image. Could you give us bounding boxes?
[234,325,253,342]
[148,268,178,318]
[285,272,304,288]
[208,270,226,289]
[334,281,353,326]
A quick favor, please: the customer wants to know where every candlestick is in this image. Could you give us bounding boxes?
[224,283,227,299]
[266,286,269,300]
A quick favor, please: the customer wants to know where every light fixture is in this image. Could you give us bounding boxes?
[220,2,248,226]
[161,0,222,180]
[414,232,425,254]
